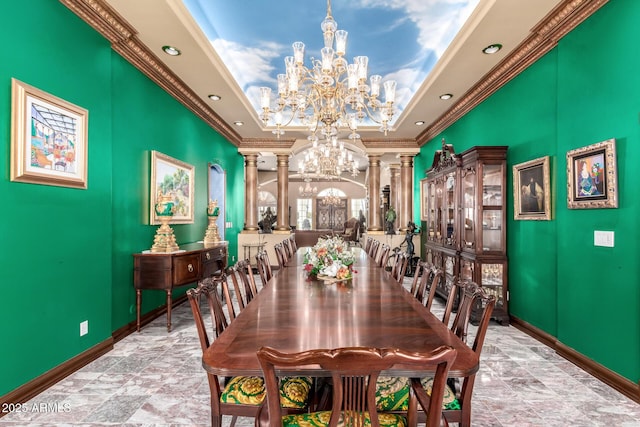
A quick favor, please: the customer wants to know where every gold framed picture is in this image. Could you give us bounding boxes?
[11,78,88,189]
[513,156,551,220]
[566,138,617,209]
[150,151,195,224]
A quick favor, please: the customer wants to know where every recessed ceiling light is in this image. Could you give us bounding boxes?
[482,44,502,54]
[233,121,244,126]
[414,121,425,126]
[439,93,453,100]
[208,94,221,101]
[162,45,181,56]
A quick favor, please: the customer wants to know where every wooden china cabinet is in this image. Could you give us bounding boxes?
[422,141,509,324]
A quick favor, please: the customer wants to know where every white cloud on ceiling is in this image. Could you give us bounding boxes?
[355,0,479,56]
[212,38,283,89]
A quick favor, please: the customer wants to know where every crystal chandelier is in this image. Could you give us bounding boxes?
[298,135,359,180]
[321,188,342,206]
[298,181,318,197]
[258,0,397,140]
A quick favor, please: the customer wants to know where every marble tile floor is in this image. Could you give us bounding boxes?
[2,276,639,427]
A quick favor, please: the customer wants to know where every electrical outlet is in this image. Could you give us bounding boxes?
[80,320,89,336]
[231,255,236,262]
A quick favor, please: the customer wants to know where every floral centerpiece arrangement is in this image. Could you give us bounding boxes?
[303,236,355,281]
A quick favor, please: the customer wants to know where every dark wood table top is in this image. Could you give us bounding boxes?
[202,248,478,378]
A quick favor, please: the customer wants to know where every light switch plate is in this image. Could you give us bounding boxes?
[80,320,89,336]
[594,230,614,247]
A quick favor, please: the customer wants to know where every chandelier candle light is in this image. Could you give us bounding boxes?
[259,0,397,141]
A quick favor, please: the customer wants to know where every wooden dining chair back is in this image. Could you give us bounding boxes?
[441,280,461,328]
[283,237,294,259]
[274,243,287,269]
[364,237,373,254]
[257,346,457,427]
[449,280,485,344]
[409,261,429,300]
[228,259,258,311]
[255,250,273,285]
[289,235,298,253]
[423,267,443,312]
[369,239,380,258]
[187,275,230,347]
[376,244,390,268]
[390,252,409,283]
[439,281,496,427]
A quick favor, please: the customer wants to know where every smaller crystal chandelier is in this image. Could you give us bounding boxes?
[298,135,359,180]
[298,181,318,197]
[321,188,342,206]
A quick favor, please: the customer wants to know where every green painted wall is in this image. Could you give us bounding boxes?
[417,0,639,384]
[0,1,242,396]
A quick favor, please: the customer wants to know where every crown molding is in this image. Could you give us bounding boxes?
[417,0,609,146]
[60,0,243,147]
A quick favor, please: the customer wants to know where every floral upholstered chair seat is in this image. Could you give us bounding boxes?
[375,376,460,412]
[221,375,312,409]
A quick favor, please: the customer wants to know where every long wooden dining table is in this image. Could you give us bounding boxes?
[202,248,478,378]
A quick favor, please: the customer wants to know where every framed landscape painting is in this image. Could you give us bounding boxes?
[566,138,617,209]
[10,78,88,189]
[150,151,194,224]
[513,156,551,220]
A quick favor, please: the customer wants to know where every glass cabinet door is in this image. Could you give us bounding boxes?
[443,171,456,247]
[427,181,438,242]
[462,167,476,250]
[481,164,504,252]
[480,262,506,313]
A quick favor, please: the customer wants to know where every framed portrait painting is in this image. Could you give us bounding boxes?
[566,138,617,209]
[150,151,195,224]
[10,78,88,189]
[513,156,551,220]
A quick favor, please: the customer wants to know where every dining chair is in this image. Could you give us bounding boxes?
[289,235,298,253]
[364,237,373,254]
[408,261,429,300]
[187,276,313,427]
[255,250,273,285]
[368,239,376,258]
[376,244,390,267]
[441,280,461,328]
[372,240,381,258]
[228,259,258,311]
[423,267,443,312]
[274,243,287,269]
[256,346,457,427]
[390,251,409,283]
[423,281,496,427]
[283,237,293,260]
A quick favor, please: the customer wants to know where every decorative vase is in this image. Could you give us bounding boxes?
[151,192,179,253]
[204,199,221,246]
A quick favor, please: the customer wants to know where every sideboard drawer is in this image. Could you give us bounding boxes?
[202,246,227,277]
[172,253,201,285]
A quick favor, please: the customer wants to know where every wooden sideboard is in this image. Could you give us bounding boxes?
[133,242,228,332]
